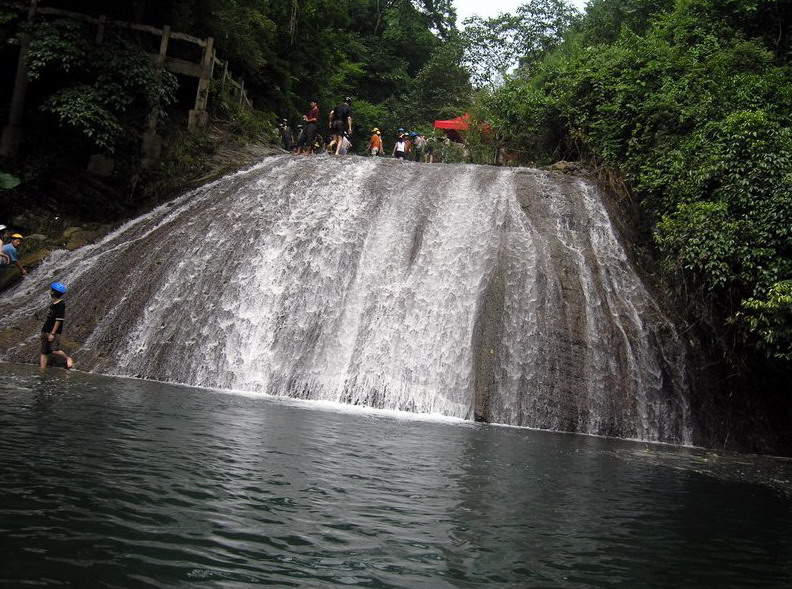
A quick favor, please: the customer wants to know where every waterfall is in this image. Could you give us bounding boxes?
[0,156,693,444]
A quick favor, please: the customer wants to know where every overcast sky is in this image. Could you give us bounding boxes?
[454,0,589,23]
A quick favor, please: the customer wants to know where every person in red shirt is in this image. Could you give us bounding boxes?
[296,100,319,154]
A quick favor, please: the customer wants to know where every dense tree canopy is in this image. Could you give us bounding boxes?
[1,1,464,152]
[0,0,473,210]
[478,0,792,365]
[461,0,580,87]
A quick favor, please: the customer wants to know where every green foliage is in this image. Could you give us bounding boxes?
[5,0,474,155]
[576,0,674,44]
[205,2,277,77]
[478,0,792,362]
[26,20,177,154]
[412,38,472,122]
[43,85,124,151]
[229,109,276,143]
[0,10,13,45]
[410,0,458,40]
[0,172,21,190]
[461,13,517,88]
[461,0,580,88]
[656,201,758,297]
[137,128,219,202]
[381,2,440,76]
[349,100,390,149]
[739,281,792,361]
[475,80,560,165]
[26,19,90,79]
[0,7,15,25]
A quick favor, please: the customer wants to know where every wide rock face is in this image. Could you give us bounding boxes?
[0,155,693,444]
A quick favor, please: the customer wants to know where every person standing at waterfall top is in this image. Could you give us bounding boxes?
[293,124,304,153]
[403,133,413,160]
[392,134,407,159]
[368,128,383,156]
[296,100,319,155]
[40,281,74,370]
[329,97,353,156]
[278,118,293,151]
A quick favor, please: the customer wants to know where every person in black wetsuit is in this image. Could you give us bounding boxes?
[329,97,353,156]
[278,119,293,151]
[293,125,304,153]
[40,281,74,370]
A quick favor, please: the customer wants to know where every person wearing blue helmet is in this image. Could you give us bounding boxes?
[40,281,74,370]
[409,131,421,161]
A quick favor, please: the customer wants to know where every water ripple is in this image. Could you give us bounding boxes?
[1,366,791,588]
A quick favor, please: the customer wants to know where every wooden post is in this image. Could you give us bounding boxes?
[220,59,228,94]
[95,14,106,44]
[141,25,170,167]
[0,0,38,158]
[188,37,214,131]
[238,79,245,107]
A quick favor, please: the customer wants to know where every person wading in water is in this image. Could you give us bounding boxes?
[40,281,74,370]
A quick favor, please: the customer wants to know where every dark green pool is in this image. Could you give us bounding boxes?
[1,364,790,588]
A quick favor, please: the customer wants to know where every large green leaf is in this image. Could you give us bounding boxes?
[0,172,20,190]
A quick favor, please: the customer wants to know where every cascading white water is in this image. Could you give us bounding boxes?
[0,155,693,443]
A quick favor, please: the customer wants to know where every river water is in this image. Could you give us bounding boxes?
[1,364,791,588]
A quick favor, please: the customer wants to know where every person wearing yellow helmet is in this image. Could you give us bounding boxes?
[1,232,27,275]
[368,127,383,156]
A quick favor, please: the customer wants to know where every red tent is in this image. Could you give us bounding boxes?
[433,114,491,142]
